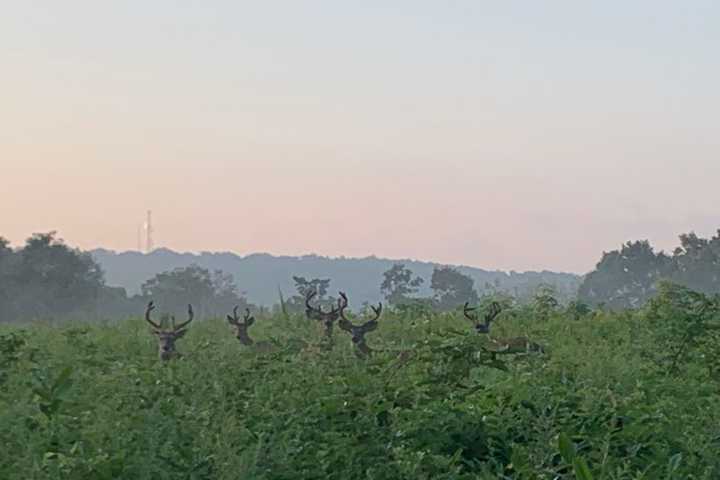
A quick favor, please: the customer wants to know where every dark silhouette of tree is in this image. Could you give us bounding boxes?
[141,264,249,318]
[6,232,105,320]
[430,266,478,311]
[0,237,15,321]
[282,276,335,314]
[532,283,560,320]
[380,263,424,306]
[670,231,720,295]
[292,276,331,298]
[579,240,672,309]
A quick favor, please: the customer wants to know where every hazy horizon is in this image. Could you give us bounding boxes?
[4,2,719,274]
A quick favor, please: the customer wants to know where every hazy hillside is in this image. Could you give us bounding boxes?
[92,249,581,307]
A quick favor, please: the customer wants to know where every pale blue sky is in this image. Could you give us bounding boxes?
[2,1,719,273]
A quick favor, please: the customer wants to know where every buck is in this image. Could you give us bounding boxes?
[145,301,194,361]
[337,292,382,358]
[305,291,342,339]
[463,302,544,354]
[226,306,277,353]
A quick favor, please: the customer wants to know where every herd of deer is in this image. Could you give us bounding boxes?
[144,291,543,361]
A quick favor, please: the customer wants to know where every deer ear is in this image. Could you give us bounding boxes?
[226,315,236,325]
[247,316,255,327]
[174,329,188,339]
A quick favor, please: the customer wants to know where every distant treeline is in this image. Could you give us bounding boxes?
[91,248,581,307]
[579,230,720,309]
[1,232,578,323]
[4,228,718,322]
[0,233,252,323]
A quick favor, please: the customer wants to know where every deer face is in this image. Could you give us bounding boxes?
[337,292,381,358]
[154,329,188,360]
[227,307,255,346]
[145,302,193,361]
[463,302,501,335]
[305,291,341,338]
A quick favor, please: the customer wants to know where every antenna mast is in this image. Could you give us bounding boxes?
[145,210,154,253]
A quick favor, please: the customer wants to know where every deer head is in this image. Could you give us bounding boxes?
[463,301,544,355]
[337,292,382,358]
[463,301,501,334]
[305,290,341,339]
[145,301,193,361]
[227,306,255,346]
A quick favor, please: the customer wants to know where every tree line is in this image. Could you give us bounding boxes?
[0,233,252,322]
[0,232,568,323]
[4,227,718,321]
[579,230,720,309]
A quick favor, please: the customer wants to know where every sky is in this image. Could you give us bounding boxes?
[2,1,719,274]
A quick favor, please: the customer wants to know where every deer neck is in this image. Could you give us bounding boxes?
[236,328,254,346]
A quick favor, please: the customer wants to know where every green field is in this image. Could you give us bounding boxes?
[1,285,719,479]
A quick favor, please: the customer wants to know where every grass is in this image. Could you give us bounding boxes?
[1,304,719,479]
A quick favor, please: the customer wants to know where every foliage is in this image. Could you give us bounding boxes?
[642,281,720,375]
[431,266,479,312]
[533,284,560,321]
[284,276,336,314]
[0,232,106,322]
[579,240,671,310]
[580,230,720,309]
[380,263,425,306]
[2,297,720,479]
[141,264,250,318]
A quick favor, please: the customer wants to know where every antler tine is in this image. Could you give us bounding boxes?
[337,292,351,322]
[227,305,240,325]
[243,308,254,324]
[145,301,161,329]
[338,291,348,308]
[173,304,194,331]
[463,302,478,324]
[305,290,317,308]
[370,302,382,321]
[485,301,502,325]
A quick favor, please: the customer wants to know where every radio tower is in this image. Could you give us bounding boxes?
[145,210,154,253]
[137,224,142,252]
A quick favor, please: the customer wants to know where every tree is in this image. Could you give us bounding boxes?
[380,263,424,306]
[532,284,560,320]
[670,231,720,295]
[0,237,15,321]
[644,281,720,374]
[430,266,478,312]
[292,276,331,299]
[578,240,672,310]
[141,264,248,318]
[284,276,335,314]
[565,300,592,320]
[11,232,105,320]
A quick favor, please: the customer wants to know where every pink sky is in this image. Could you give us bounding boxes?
[3,2,720,273]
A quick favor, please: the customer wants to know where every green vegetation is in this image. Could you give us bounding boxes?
[2,286,719,479]
[579,230,720,309]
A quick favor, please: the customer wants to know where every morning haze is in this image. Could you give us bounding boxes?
[3,2,719,273]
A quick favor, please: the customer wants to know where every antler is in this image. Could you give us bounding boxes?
[227,305,240,325]
[305,291,317,310]
[306,290,340,316]
[173,304,194,331]
[338,292,382,333]
[485,301,502,324]
[464,301,502,334]
[338,291,348,311]
[227,306,255,326]
[463,302,478,324]
[337,292,382,357]
[243,308,255,327]
[145,301,161,329]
